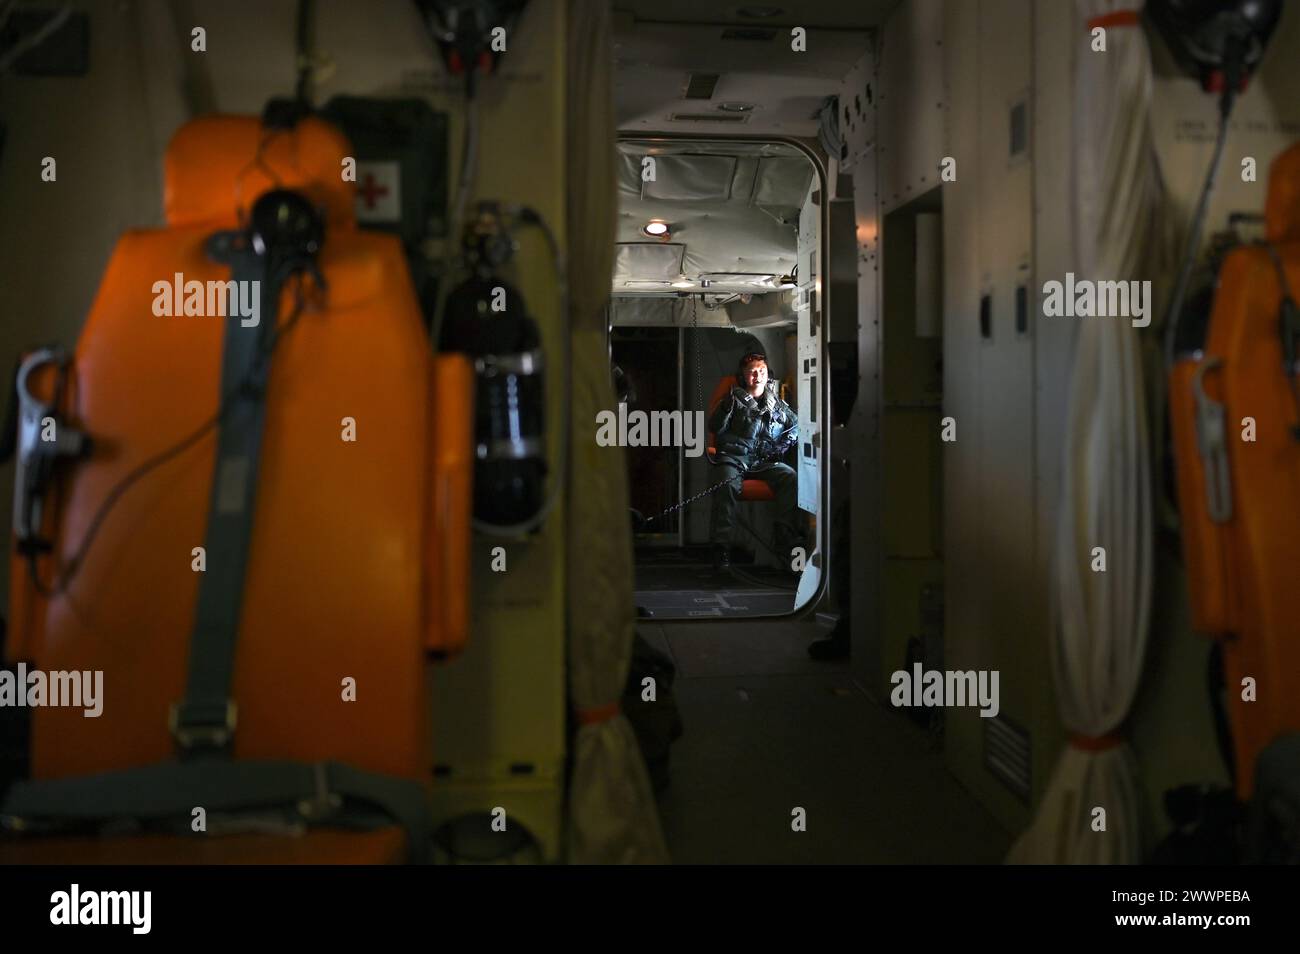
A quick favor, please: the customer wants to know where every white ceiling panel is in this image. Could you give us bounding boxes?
[614,21,872,137]
[616,140,813,294]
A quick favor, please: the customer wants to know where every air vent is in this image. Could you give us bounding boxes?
[984,715,1031,801]
[721,27,777,41]
[684,72,720,100]
[670,113,749,123]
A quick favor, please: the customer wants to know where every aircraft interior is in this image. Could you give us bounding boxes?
[614,139,825,619]
[1,0,1300,929]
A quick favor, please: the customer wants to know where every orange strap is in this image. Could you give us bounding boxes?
[1069,732,1124,752]
[576,702,621,726]
[1087,10,1140,30]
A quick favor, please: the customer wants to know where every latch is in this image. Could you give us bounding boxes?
[12,348,92,554]
[1192,358,1232,524]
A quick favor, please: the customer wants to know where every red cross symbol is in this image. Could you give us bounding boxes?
[358,173,390,210]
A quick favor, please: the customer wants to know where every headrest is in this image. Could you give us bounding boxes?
[164,115,355,230]
[1266,142,1300,244]
[709,375,737,414]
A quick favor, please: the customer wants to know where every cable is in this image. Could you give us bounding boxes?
[1162,41,1243,371]
[641,423,797,528]
[448,93,480,261]
[0,2,70,73]
[1161,105,1232,369]
[29,274,314,599]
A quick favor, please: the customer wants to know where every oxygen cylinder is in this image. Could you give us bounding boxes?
[438,275,547,528]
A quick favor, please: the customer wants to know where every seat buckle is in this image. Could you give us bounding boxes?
[168,699,238,753]
[296,763,343,822]
[1192,358,1233,524]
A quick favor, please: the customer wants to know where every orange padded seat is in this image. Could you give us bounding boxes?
[2,115,473,862]
[1168,142,1300,799]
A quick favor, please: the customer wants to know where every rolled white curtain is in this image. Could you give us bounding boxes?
[563,0,670,864]
[1009,0,1158,864]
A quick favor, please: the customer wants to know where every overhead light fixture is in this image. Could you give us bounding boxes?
[717,102,755,113]
[671,279,693,288]
[642,220,670,238]
[736,5,784,17]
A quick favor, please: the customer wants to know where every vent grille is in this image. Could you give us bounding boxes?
[684,72,719,100]
[670,113,749,123]
[720,27,777,41]
[984,715,1031,800]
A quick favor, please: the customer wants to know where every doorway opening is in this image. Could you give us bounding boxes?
[610,137,829,620]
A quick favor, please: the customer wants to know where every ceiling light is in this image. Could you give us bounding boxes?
[642,220,670,238]
[717,102,755,113]
[736,5,784,17]
[671,280,693,288]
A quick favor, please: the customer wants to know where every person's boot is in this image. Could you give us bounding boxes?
[808,621,849,660]
[712,544,733,578]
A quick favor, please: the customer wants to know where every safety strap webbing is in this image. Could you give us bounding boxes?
[171,244,274,751]
[2,221,435,862]
[0,759,433,863]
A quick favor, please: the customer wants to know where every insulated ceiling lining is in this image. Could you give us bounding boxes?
[640,155,737,201]
[752,157,814,210]
[614,242,686,285]
[616,141,813,295]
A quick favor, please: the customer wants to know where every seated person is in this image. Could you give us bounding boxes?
[708,351,802,572]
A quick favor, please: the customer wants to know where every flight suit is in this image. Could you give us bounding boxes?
[708,381,802,558]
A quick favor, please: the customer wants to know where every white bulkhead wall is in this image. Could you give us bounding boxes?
[851,0,1300,842]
